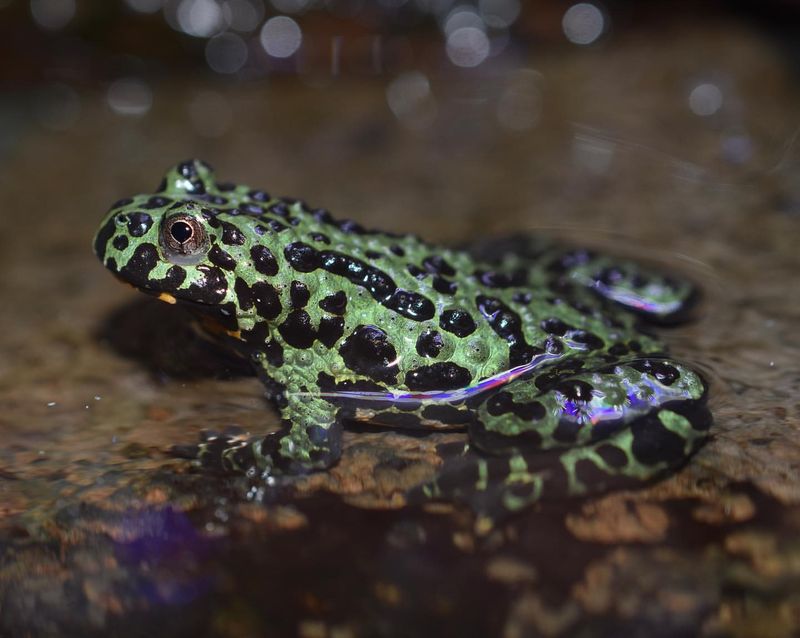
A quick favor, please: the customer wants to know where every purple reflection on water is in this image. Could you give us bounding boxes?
[114,506,216,606]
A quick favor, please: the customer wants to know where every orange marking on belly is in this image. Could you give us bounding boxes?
[157,292,177,304]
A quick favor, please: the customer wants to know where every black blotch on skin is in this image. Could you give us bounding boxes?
[423,255,456,277]
[242,322,269,348]
[209,245,237,271]
[290,281,310,308]
[385,289,435,321]
[94,216,117,261]
[630,359,681,386]
[486,392,545,421]
[337,219,366,235]
[339,325,398,384]
[221,221,245,246]
[176,160,207,194]
[278,310,316,349]
[476,295,538,366]
[407,264,426,278]
[251,245,279,276]
[269,202,290,217]
[234,277,254,310]
[541,318,570,336]
[119,243,158,287]
[574,459,614,490]
[248,189,270,202]
[667,398,712,433]
[630,412,688,466]
[439,309,476,338]
[186,265,228,304]
[284,242,320,272]
[317,316,345,348]
[112,235,129,251]
[163,265,186,291]
[203,211,221,228]
[365,250,382,260]
[217,182,236,192]
[513,292,532,305]
[319,291,347,315]
[252,282,282,320]
[553,420,580,444]
[286,243,435,321]
[309,232,330,244]
[474,269,527,288]
[141,196,172,210]
[264,338,284,367]
[269,220,288,233]
[432,277,458,295]
[416,329,443,358]
[570,330,604,350]
[111,197,133,209]
[547,249,595,274]
[127,212,153,238]
[389,245,405,257]
[596,444,628,468]
[241,203,265,215]
[608,343,629,357]
[405,362,471,391]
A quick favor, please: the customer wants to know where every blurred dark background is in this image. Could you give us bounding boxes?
[1,0,799,149]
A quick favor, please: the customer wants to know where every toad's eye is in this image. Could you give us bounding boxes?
[161,214,209,264]
[170,220,193,243]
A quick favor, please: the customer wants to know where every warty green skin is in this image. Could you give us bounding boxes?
[94,160,712,518]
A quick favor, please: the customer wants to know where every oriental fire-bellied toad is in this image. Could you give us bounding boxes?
[94,160,711,517]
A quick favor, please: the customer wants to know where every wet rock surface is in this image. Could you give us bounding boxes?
[1,24,799,638]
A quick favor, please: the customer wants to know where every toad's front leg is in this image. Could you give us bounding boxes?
[196,393,343,477]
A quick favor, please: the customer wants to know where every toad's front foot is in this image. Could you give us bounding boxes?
[181,421,343,478]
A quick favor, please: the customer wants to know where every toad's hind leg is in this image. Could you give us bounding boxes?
[466,235,698,323]
[409,359,712,520]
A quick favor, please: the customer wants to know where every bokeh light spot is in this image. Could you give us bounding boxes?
[205,32,249,73]
[443,6,484,36]
[572,134,615,175]
[271,0,310,13]
[176,0,225,37]
[30,0,75,30]
[688,83,723,116]
[124,0,164,13]
[260,15,302,58]
[446,26,490,68]
[562,3,605,46]
[107,78,153,117]
[223,0,265,31]
[479,0,519,29]
[386,71,437,130]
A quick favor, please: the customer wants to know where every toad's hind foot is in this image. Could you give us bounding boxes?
[409,401,712,522]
